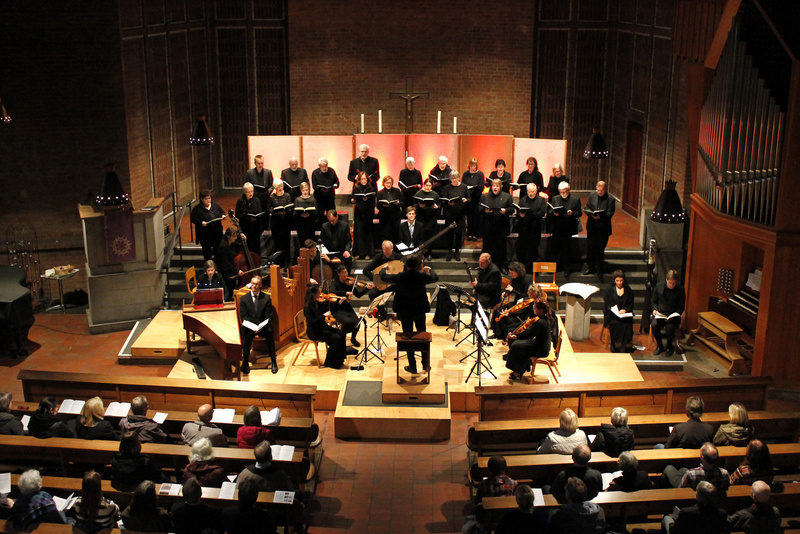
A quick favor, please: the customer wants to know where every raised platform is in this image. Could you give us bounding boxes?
[382,358,447,404]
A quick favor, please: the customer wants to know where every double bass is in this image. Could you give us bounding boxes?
[227,209,262,288]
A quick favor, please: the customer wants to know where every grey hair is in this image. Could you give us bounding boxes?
[406,157,415,165]
[188,437,215,463]
[318,157,328,165]
[618,451,638,472]
[610,407,628,427]
[19,469,43,495]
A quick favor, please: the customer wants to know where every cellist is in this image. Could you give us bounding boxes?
[216,228,246,297]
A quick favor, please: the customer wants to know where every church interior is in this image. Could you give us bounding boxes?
[1,1,800,533]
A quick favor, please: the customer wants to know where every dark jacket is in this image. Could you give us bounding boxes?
[0,411,24,435]
[121,506,173,533]
[671,503,727,534]
[607,469,654,492]
[170,501,224,534]
[665,418,715,449]
[475,262,502,308]
[237,463,293,493]
[713,422,755,447]
[221,505,278,534]
[591,423,635,457]
[28,411,75,439]
[111,452,164,490]
[546,501,605,534]
[182,460,228,488]
[550,465,603,503]
[379,267,439,317]
[70,419,119,441]
[119,414,168,444]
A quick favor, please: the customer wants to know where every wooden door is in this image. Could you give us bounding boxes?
[622,122,644,216]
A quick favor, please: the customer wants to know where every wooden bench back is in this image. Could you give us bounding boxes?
[475,376,773,421]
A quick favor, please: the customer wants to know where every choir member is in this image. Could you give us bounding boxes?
[376,175,403,245]
[488,158,513,194]
[293,182,317,246]
[235,182,263,256]
[428,155,452,193]
[440,171,468,261]
[549,181,582,275]
[398,156,423,209]
[246,155,273,228]
[413,178,441,260]
[515,183,547,268]
[350,171,376,260]
[190,189,225,261]
[480,178,514,271]
[545,163,569,199]
[517,156,544,191]
[268,181,294,268]
[280,157,309,201]
[462,158,486,241]
[348,144,380,190]
[311,157,339,227]
[583,180,615,276]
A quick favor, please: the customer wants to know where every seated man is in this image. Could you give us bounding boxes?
[664,396,714,449]
[661,480,726,534]
[606,451,653,492]
[0,391,24,435]
[238,440,294,493]
[320,209,353,272]
[650,269,685,357]
[547,477,605,534]
[398,206,424,250]
[181,403,228,447]
[549,444,602,503]
[727,480,782,534]
[663,442,730,491]
[118,395,168,444]
[363,240,402,309]
[169,477,223,534]
[239,275,277,375]
[476,456,517,503]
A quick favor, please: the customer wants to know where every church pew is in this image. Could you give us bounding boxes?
[470,442,800,487]
[475,376,773,421]
[0,435,312,486]
[0,520,127,534]
[16,369,317,419]
[5,474,303,533]
[467,410,800,457]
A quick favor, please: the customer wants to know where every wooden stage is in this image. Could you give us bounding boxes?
[143,310,643,414]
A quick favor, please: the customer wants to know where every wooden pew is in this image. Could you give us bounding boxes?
[467,410,800,457]
[17,369,316,419]
[475,376,773,421]
[0,435,312,486]
[470,443,800,486]
[5,474,304,533]
[0,520,127,533]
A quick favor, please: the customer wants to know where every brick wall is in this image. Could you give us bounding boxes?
[287,1,534,138]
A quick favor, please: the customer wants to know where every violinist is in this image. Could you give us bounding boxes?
[235,182,263,256]
[269,181,294,268]
[216,228,246,297]
[197,260,229,301]
[505,300,552,381]
[330,265,370,348]
[491,262,529,338]
[496,283,545,340]
[303,284,357,369]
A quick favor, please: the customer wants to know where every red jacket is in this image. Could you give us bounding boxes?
[236,425,275,449]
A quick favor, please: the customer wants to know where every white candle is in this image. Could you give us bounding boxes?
[453,117,458,134]
[361,114,364,133]
[437,110,441,134]
[378,110,382,133]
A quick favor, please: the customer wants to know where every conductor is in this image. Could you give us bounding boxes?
[239,276,277,375]
[379,256,439,374]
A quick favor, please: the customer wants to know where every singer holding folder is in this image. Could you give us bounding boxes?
[650,270,685,357]
[239,276,277,375]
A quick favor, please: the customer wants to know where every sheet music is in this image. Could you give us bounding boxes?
[210,408,235,424]
[219,481,237,500]
[0,472,10,494]
[273,490,295,504]
[152,412,168,424]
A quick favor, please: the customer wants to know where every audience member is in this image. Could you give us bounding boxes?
[73,470,120,533]
[546,477,605,534]
[663,396,714,449]
[120,480,173,533]
[111,431,164,490]
[236,405,277,449]
[538,408,588,455]
[730,439,774,486]
[606,451,653,492]
[591,406,634,457]
[182,437,228,488]
[496,484,546,534]
[182,403,228,447]
[477,456,517,502]
[69,396,118,441]
[549,444,602,503]
[238,440,294,493]
[28,397,75,439]
[713,402,755,447]
[727,480,782,534]
[9,469,67,530]
[170,477,223,534]
[662,442,730,491]
[221,477,278,534]
[0,391,24,435]
[661,480,726,534]
[119,396,168,444]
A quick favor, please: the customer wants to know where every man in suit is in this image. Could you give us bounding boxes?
[347,143,380,190]
[471,252,502,310]
[239,276,277,375]
[379,255,438,374]
[398,207,424,250]
[320,209,353,272]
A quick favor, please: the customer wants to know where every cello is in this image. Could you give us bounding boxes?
[227,209,262,288]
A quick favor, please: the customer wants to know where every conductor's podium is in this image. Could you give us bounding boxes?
[383,332,446,404]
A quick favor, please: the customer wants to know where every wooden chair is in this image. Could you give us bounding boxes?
[185,265,198,301]
[530,329,562,384]
[292,310,323,368]
[532,262,559,310]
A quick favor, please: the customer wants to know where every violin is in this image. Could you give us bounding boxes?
[227,209,262,289]
[344,276,370,290]
[317,293,347,303]
[495,298,535,322]
[503,316,540,345]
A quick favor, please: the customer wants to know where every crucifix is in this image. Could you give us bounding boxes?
[389,76,429,133]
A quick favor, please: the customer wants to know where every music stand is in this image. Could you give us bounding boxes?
[464,304,495,385]
[366,292,393,358]
[439,282,475,341]
[350,293,388,370]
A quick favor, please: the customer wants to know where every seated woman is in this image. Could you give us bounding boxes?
[606,452,653,492]
[603,269,635,352]
[197,259,229,301]
[10,469,67,530]
[111,431,165,491]
[504,300,552,382]
[329,264,370,348]
[28,397,75,439]
[237,405,276,449]
[492,263,531,337]
[69,396,118,441]
[73,471,120,533]
[591,407,635,457]
[303,283,358,369]
[182,437,228,488]
[120,480,173,533]
[537,408,588,455]
[713,402,755,447]
[730,439,773,485]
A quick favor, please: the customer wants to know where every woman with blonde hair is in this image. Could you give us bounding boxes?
[537,408,588,454]
[69,396,118,441]
[713,402,755,446]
